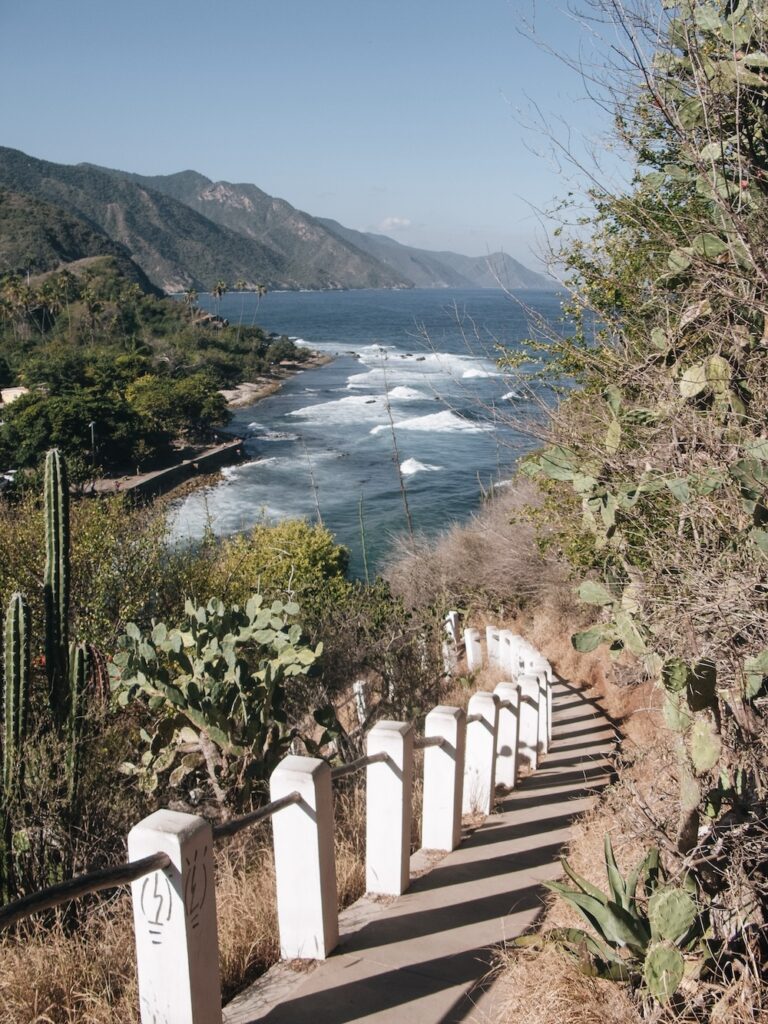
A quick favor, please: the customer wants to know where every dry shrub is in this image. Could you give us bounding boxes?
[493,946,641,1024]
[384,480,567,613]
[0,780,373,1022]
[0,898,138,1024]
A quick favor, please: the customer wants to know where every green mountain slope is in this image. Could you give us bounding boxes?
[317,219,555,290]
[0,147,290,293]
[97,167,413,290]
[0,187,158,291]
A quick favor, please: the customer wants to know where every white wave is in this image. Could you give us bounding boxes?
[259,431,300,442]
[246,421,265,432]
[387,386,426,400]
[462,368,500,379]
[400,458,443,476]
[221,457,276,480]
[501,390,520,401]
[287,393,388,425]
[370,410,488,435]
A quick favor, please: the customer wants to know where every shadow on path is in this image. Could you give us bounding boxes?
[224,679,617,1024]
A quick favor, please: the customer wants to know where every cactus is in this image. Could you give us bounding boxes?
[3,593,30,793]
[67,643,88,806]
[44,448,70,728]
[688,717,722,775]
[643,943,685,1003]
[648,888,697,942]
[533,841,707,1004]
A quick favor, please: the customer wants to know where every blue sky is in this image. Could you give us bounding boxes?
[0,0,611,264]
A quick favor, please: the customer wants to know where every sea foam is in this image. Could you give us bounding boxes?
[400,458,443,476]
[370,410,488,435]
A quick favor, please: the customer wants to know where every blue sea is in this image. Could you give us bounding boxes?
[170,288,565,576]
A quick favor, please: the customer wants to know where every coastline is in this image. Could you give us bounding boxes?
[219,351,334,409]
[88,352,335,501]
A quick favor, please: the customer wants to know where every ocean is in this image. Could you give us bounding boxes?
[170,288,564,577]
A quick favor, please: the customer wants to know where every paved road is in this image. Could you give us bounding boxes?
[225,680,618,1024]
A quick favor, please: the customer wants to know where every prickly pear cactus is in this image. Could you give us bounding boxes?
[644,942,685,1003]
[648,887,697,943]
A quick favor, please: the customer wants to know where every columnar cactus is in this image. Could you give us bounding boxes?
[44,448,70,727]
[1,591,30,900]
[67,642,88,805]
[3,592,30,793]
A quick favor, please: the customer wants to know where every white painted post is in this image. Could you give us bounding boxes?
[500,630,520,678]
[462,691,500,815]
[366,721,414,896]
[493,681,520,789]
[421,705,466,851]
[485,626,501,667]
[517,674,541,771]
[464,628,483,671]
[129,810,221,1024]
[536,672,549,755]
[445,610,460,645]
[270,756,339,959]
[352,679,367,726]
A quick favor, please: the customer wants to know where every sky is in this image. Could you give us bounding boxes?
[0,0,615,265]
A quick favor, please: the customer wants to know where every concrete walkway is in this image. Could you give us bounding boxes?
[224,680,618,1024]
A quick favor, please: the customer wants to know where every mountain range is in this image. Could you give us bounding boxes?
[0,146,554,294]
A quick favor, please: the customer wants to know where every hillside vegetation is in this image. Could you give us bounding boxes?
[0,257,306,476]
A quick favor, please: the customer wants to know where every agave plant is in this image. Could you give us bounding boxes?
[519,837,712,1004]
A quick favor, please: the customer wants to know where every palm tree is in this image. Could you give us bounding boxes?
[184,287,199,323]
[212,280,228,319]
[250,283,268,326]
[234,279,248,340]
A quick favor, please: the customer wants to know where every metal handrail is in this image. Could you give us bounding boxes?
[0,851,170,931]
[413,735,446,750]
[212,790,301,840]
[330,751,388,781]
[0,791,307,930]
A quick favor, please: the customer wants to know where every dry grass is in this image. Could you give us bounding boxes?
[493,946,641,1024]
[0,779,372,1023]
[384,480,568,614]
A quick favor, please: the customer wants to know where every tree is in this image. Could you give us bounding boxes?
[212,279,228,318]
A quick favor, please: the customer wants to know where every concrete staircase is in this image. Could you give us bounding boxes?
[225,680,617,1024]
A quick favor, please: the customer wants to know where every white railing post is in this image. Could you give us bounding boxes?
[128,809,222,1024]
[500,630,519,678]
[464,627,483,671]
[493,681,520,789]
[485,626,501,667]
[536,672,549,754]
[445,610,460,645]
[421,705,466,851]
[462,691,500,815]
[366,721,414,896]
[270,756,339,959]
[517,674,541,771]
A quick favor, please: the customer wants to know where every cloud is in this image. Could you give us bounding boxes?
[378,216,411,233]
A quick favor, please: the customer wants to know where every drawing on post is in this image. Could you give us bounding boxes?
[140,870,173,945]
[183,845,209,929]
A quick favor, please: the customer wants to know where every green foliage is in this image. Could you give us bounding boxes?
[110,594,323,809]
[530,839,710,1005]
[0,451,95,898]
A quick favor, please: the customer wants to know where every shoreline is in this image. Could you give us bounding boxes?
[87,351,335,501]
[219,351,334,409]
